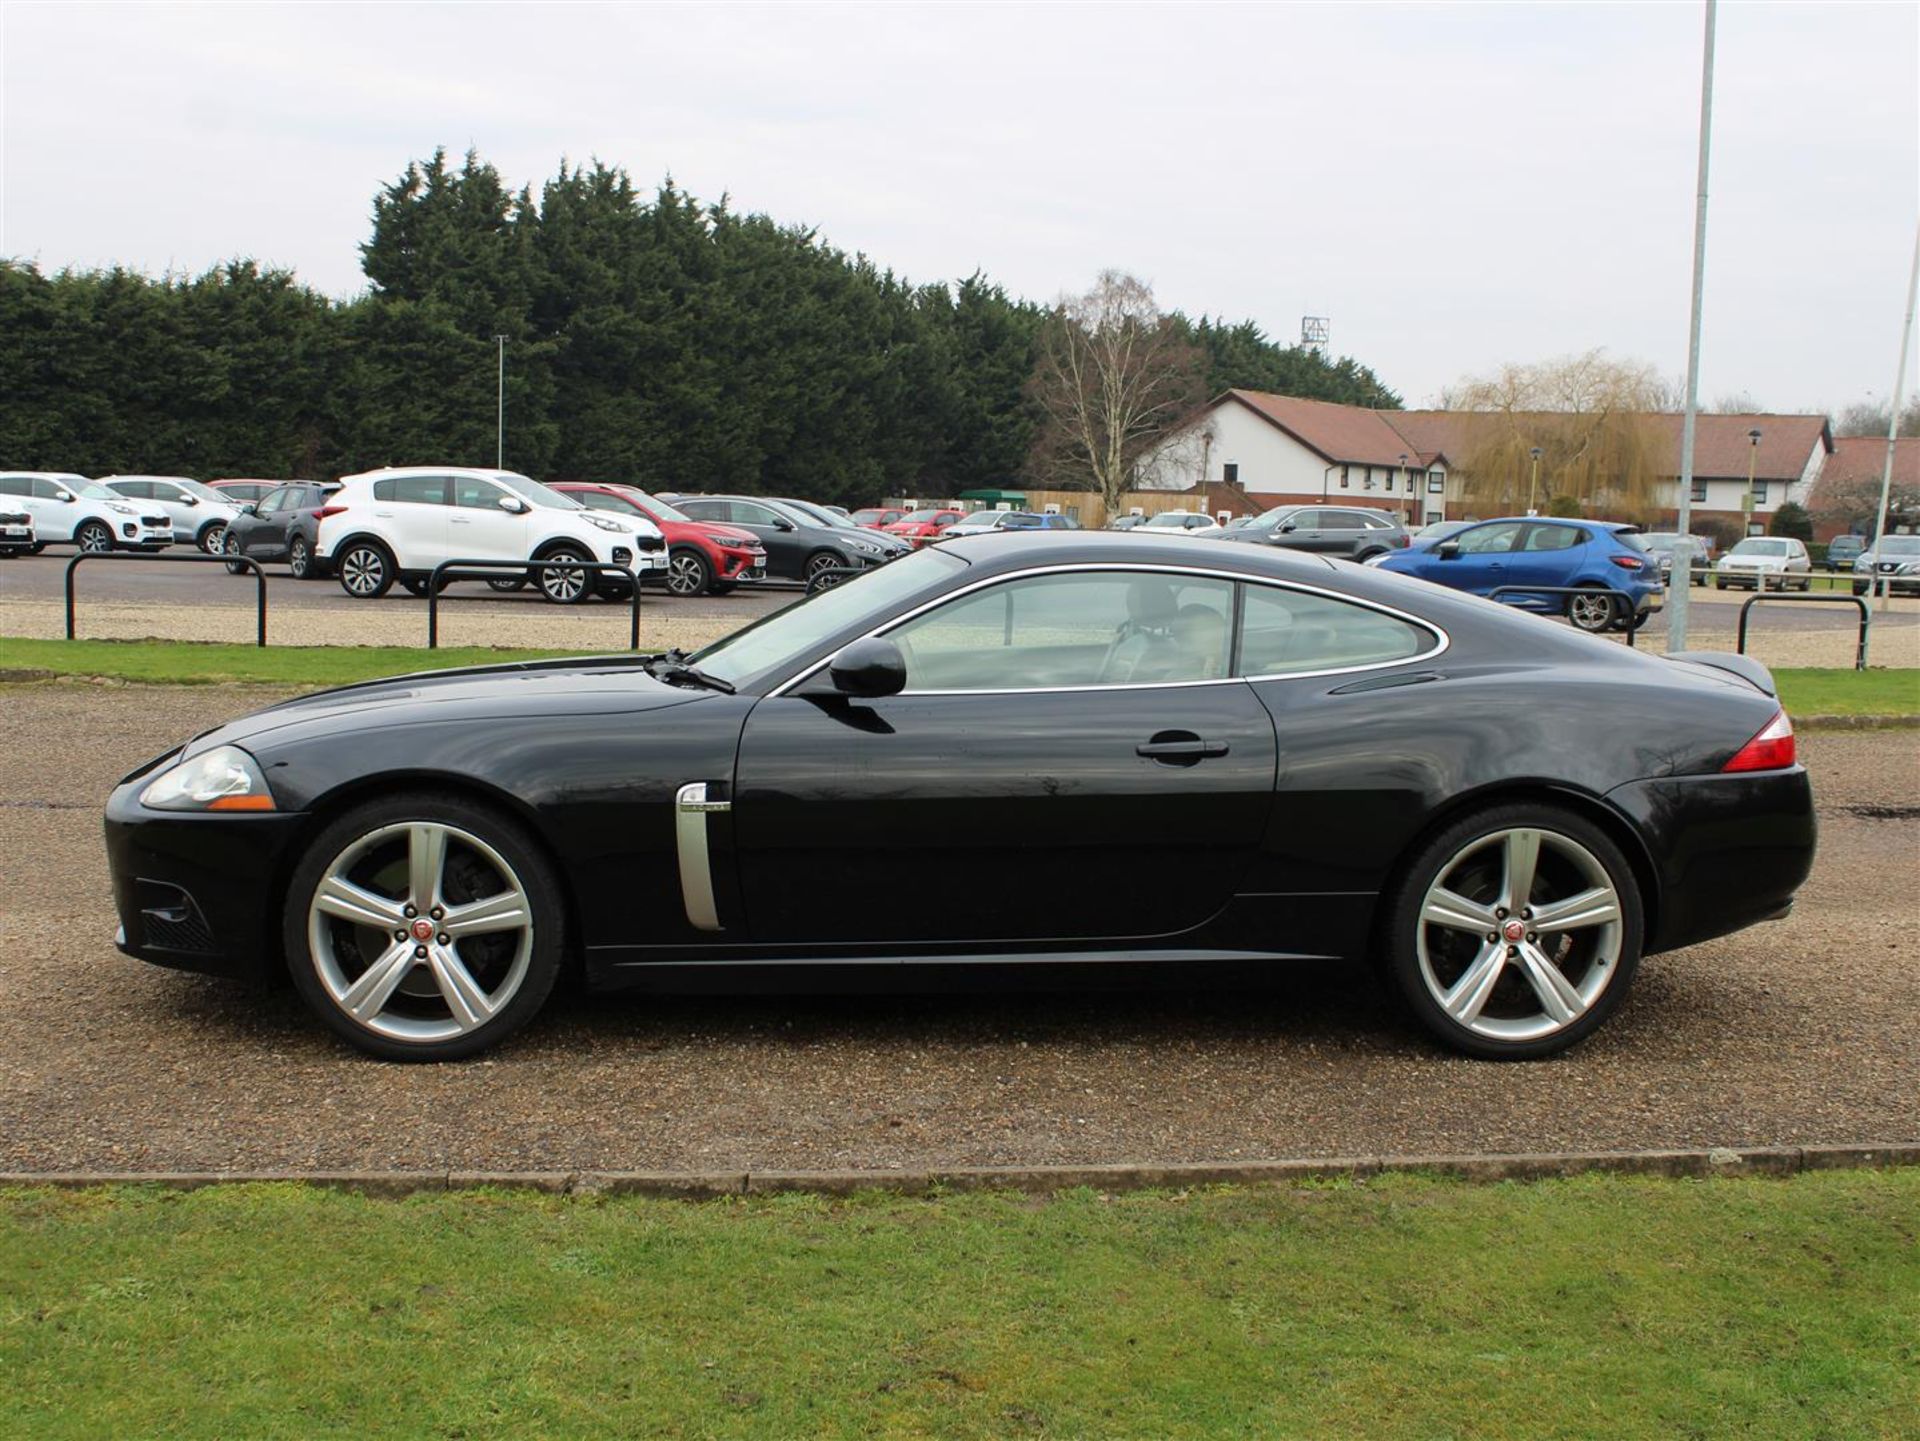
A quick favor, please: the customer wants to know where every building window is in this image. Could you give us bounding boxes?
[1339,466,1350,489]
[1363,467,1374,489]
[1427,474,1444,494]
[1689,480,1708,503]
[1222,462,1239,486]
[1426,510,1443,525]
[1752,481,1769,504]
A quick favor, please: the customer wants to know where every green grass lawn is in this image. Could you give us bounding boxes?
[4,638,1918,718]
[1,1173,1913,1438]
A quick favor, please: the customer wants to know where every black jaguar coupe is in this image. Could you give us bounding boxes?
[105,532,1814,1062]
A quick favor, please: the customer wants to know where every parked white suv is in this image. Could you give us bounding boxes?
[0,501,34,557]
[0,472,174,551]
[1713,536,1811,591]
[314,467,668,603]
[98,475,242,553]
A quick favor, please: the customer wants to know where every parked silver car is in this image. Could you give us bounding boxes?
[1713,537,1811,591]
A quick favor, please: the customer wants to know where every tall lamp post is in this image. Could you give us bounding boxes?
[1527,446,1543,515]
[493,335,508,469]
[1743,427,1761,538]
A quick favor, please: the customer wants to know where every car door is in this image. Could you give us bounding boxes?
[372,474,452,569]
[731,568,1278,944]
[1428,520,1524,594]
[448,475,531,562]
[241,486,293,560]
[27,477,85,540]
[1504,522,1587,592]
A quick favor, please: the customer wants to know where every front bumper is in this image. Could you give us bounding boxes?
[105,776,305,981]
[1606,765,1815,954]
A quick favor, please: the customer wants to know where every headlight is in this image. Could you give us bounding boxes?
[109,502,136,515]
[584,515,632,534]
[704,532,749,547]
[846,537,884,554]
[139,745,276,812]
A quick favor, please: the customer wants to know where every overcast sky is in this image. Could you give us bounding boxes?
[3,1,1914,412]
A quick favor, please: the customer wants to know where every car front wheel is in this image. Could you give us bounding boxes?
[284,794,564,1061]
[338,541,395,599]
[198,522,227,554]
[1382,804,1643,1060]
[222,529,247,575]
[535,547,593,604]
[666,548,712,597]
[75,520,114,553]
[805,551,850,591]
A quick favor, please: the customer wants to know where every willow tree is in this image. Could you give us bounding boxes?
[1445,351,1671,523]
[1025,271,1208,518]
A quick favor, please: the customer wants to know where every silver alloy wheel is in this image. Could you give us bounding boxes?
[807,553,846,591]
[306,820,533,1043]
[1415,826,1624,1043]
[1566,590,1616,632]
[200,523,226,554]
[667,551,707,596]
[341,545,385,596]
[289,536,310,578]
[78,522,113,552]
[223,529,245,573]
[537,551,589,602]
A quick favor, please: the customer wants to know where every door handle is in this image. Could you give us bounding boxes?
[1137,733,1229,765]
[451,517,472,524]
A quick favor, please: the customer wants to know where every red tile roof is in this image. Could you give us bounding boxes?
[1817,434,1920,488]
[1214,392,1831,481]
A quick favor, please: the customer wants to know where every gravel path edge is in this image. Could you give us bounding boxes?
[4,1144,1915,1199]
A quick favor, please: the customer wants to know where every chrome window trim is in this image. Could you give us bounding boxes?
[767,562,1450,698]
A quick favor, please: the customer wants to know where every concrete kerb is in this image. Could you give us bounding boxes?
[3,1144,1914,1199]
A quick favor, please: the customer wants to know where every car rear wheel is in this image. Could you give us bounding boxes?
[399,576,431,597]
[288,535,313,579]
[284,794,564,1061]
[1382,804,1642,1060]
[1565,588,1618,633]
[666,548,712,597]
[535,547,593,604]
[76,520,114,553]
[338,541,395,599]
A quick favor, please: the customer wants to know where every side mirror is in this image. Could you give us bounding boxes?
[1436,540,1461,559]
[498,495,529,514]
[1278,522,1297,533]
[55,491,74,502]
[239,503,259,517]
[824,638,906,699]
[182,495,200,507]
[774,519,796,532]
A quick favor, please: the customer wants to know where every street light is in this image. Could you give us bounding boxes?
[1527,446,1543,515]
[1743,427,1761,537]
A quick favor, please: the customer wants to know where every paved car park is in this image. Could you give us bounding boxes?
[0,678,1912,1173]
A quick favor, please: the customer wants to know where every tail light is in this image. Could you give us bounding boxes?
[312,505,349,520]
[1723,710,1795,772]
[1393,533,1410,547]
[1610,554,1645,570]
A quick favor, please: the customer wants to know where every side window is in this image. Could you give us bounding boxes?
[0,477,31,497]
[733,502,781,526]
[257,489,290,515]
[1321,512,1365,530]
[31,478,71,499]
[113,481,151,500]
[384,476,449,505]
[575,491,632,513]
[453,477,505,509]
[1238,586,1434,676]
[1522,524,1583,552]
[150,483,184,502]
[1454,522,1523,555]
[890,571,1234,691]
[677,499,722,521]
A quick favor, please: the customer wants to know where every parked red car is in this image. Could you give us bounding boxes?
[882,507,967,548]
[551,483,767,596]
[849,507,907,529]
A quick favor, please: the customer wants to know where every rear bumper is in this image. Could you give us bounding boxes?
[104,780,304,982]
[1606,766,1815,953]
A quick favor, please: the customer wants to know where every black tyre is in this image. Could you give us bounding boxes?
[75,520,114,553]
[197,521,227,554]
[707,582,737,597]
[1611,609,1652,634]
[337,540,395,599]
[535,546,593,604]
[486,576,528,593]
[222,528,247,575]
[283,792,565,1061]
[288,535,314,580]
[666,548,712,597]
[1379,802,1643,1060]
[1565,588,1618,634]
[399,576,431,597]
[805,550,850,591]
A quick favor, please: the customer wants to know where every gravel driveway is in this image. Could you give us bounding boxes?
[1,680,1914,1174]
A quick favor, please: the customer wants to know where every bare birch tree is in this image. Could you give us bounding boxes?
[1024,272,1208,518]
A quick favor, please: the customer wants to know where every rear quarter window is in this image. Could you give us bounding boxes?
[1238,585,1435,676]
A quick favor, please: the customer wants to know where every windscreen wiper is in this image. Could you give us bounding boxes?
[644,650,735,694]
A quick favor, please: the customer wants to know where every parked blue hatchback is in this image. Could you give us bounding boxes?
[1369,517,1663,633]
